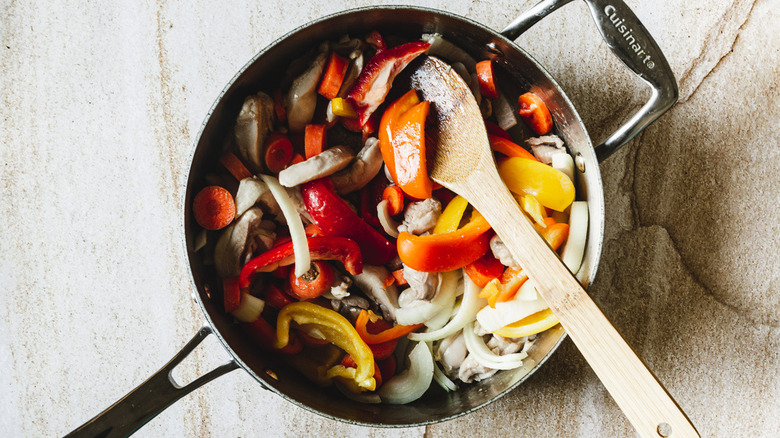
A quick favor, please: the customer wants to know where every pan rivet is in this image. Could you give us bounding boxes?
[486,42,504,57]
[575,153,586,172]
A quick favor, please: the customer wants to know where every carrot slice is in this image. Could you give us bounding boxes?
[382,185,405,216]
[517,92,553,135]
[391,268,407,286]
[290,153,305,165]
[264,133,293,174]
[193,186,235,230]
[273,89,287,123]
[476,60,499,99]
[318,52,349,100]
[304,124,327,158]
[489,135,538,161]
[219,151,252,181]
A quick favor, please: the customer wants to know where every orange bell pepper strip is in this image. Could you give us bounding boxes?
[478,267,529,307]
[354,309,424,344]
[397,211,493,272]
[488,134,539,161]
[378,90,434,199]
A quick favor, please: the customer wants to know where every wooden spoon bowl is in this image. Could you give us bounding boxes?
[410,56,699,438]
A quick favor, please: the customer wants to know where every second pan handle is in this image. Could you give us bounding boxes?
[502,0,678,161]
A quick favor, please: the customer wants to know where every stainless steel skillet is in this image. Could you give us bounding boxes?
[67,1,678,436]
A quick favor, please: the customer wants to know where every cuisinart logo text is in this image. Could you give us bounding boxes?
[604,5,656,69]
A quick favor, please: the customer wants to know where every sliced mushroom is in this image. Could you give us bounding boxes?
[351,265,399,322]
[337,51,364,98]
[214,207,264,278]
[285,44,328,133]
[278,146,355,188]
[331,137,383,194]
[234,92,274,173]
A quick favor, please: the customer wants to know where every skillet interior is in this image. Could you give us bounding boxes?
[183,6,604,427]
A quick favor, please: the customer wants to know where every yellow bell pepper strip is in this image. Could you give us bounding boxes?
[397,211,492,272]
[275,302,376,391]
[354,309,425,344]
[498,157,575,212]
[493,308,560,338]
[519,194,547,227]
[432,195,469,234]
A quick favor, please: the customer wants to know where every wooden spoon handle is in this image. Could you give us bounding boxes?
[466,172,699,438]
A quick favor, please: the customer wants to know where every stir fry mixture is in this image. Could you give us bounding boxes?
[192,31,589,403]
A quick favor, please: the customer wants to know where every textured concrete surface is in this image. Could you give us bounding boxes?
[1,0,777,437]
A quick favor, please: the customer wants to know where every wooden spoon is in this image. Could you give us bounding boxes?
[410,56,699,438]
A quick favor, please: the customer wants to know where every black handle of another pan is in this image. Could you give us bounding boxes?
[64,326,239,438]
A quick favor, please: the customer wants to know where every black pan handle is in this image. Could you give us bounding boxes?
[64,326,240,438]
[502,0,678,161]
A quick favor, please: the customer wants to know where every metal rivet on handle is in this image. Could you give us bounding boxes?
[575,153,586,172]
[656,422,672,437]
[486,42,504,57]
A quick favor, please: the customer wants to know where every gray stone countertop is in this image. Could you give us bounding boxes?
[1,1,777,437]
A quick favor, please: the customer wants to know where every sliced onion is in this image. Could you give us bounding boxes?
[407,274,485,342]
[423,270,459,329]
[259,174,310,277]
[515,278,538,301]
[476,294,549,333]
[378,341,434,404]
[493,92,517,130]
[463,322,526,370]
[428,342,458,392]
[396,270,457,326]
[562,201,588,274]
[552,153,575,184]
[376,200,400,237]
[230,293,265,323]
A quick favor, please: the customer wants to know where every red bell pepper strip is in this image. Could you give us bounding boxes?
[397,212,493,272]
[346,41,430,126]
[354,309,424,344]
[484,120,511,140]
[239,236,363,288]
[365,30,386,52]
[464,251,505,287]
[240,317,302,354]
[302,178,396,265]
[263,283,295,309]
[222,277,241,313]
[359,173,387,228]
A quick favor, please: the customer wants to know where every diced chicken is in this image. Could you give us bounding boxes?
[458,354,498,383]
[351,265,399,321]
[437,331,468,374]
[278,146,355,188]
[331,137,383,194]
[397,198,441,235]
[486,334,525,356]
[398,265,439,306]
[286,44,328,132]
[526,134,565,165]
[490,235,518,268]
[214,207,265,278]
[234,92,274,173]
[323,275,352,300]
